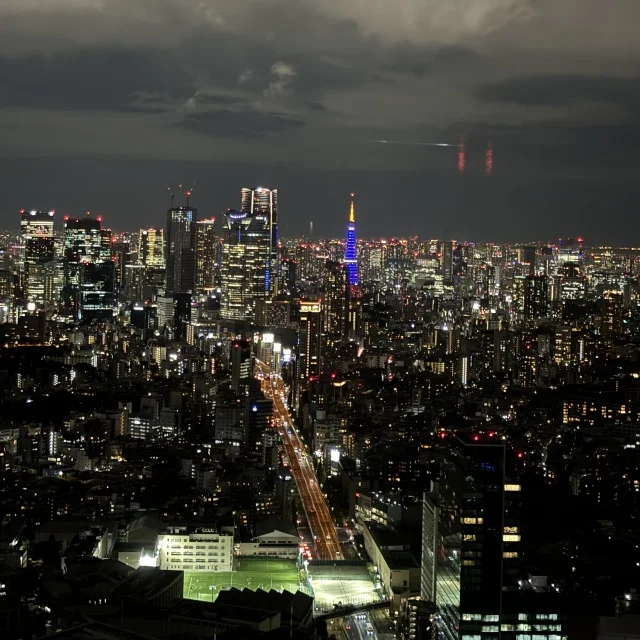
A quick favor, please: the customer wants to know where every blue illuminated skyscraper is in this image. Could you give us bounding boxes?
[344,193,359,287]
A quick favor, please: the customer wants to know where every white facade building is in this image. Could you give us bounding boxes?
[157,527,233,572]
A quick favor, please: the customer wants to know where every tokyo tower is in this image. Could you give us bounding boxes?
[344,193,359,287]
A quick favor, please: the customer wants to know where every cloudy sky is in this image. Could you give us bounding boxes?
[0,0,638,241]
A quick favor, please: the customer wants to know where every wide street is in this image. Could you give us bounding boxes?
[257,360,341,560]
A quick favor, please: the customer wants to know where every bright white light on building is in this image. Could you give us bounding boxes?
[139,553,157,567]
[263,333,275,343]
[273,342,282,354]
[330,449,340,463]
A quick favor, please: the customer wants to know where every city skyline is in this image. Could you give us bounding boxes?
[1,2,639,638]
[0,1,639,241]
[4,202,609,247]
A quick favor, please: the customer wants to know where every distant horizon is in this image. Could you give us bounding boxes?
[2,222,635,250]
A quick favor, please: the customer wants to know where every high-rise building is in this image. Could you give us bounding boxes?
[517,246,536,275]
[195,217,217,295]
[323,260,347,344]
[78,262,117,323]
[220,209,271,320]
[173,292,192,342]
[231,339,253,393]
[344,193,359,288]
[241,187,278,292]
[278,257,297,298]
[425,433,564,640]
[165,206,197,295]
[524,275,549,320]
[299,299,322,380]
[62,214,114,321]
[421,485,439,604]
[601,289,624,339]
[275,468,294,522]
[111,239,131,293]
[431,433,520,638]
[137,228,165,269]
[344,194,362,339]
[20,209,56,308]
[442,241,454,285]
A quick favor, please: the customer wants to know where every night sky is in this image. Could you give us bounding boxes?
[0,0,638,242]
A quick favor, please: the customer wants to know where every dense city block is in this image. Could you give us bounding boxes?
[0,193,638,640]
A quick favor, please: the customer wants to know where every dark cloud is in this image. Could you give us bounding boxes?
[0,49,195,112]
[179,108,305,137]
[382,45,482,77]
[0,0,639,239]
[476,74,640,115]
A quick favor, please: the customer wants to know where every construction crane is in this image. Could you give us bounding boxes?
[167,181,196,208]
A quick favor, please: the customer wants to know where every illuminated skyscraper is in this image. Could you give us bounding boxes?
[323,260,347,344]
[137,228,165,268]
[524,274,549,320]
[344,193,359,287]
[299,299,322,380]
[425,433,565,639]
[241,187,278,292]
[195,217,217,295]
[165,206,197,295]
[62,214,114,322]
[220,208,271,320]
[19,209,56,308]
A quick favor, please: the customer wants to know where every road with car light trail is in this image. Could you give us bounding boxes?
[256,360,341,560]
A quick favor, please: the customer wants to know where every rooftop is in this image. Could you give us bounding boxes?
[114,567,183,601]
[217,587,313,623]
[255,517,298,539]
[169,597,278,625]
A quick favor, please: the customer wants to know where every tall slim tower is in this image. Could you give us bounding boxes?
[344,193,359,288]
[195,217,217,295]
[165,205,197,295]
[241,187,278,293]
[323,260,348,345]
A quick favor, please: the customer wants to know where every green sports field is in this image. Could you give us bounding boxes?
[184,557,302,602]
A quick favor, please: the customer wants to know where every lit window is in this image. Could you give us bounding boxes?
[503,551,519,558]
[503,534,521,542]
[504,484,521,491]
[504,526,519,534]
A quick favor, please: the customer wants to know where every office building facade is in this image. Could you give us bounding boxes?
[62,215,114,322]
[20,209,56,308]
[138,228,165,269]
[195,217,217,295]
[299,299,322,380]
[165,206,197,295]
[220,208,271,320]
[241,187,278,293]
